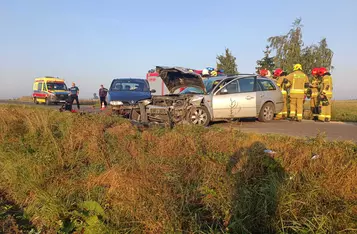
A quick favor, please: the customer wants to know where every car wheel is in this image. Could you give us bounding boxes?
[189,106,210,126]
[258,102,275,122]
[33,98,39,104]
[45,98,50,105]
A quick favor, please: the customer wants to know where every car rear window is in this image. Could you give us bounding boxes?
[258,79,276,91]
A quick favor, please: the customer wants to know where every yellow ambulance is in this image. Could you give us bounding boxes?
[32,76,69,104]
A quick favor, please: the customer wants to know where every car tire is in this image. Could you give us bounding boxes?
[45,98,50,105]
[33,98,39,104]
[189,106,211,126]
[258,102,275,122]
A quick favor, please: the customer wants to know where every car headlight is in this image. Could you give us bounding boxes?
[110,101,123,106]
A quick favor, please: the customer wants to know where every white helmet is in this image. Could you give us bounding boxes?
[202,69,209,76]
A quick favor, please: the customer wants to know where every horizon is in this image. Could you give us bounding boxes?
[1,0,357,100]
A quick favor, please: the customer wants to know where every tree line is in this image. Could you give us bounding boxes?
[217,18,334,76]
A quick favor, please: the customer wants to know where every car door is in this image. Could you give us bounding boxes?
[212,77,257,119]
[256,79,280,113]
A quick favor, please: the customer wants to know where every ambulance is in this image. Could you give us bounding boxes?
[32,76,69,105]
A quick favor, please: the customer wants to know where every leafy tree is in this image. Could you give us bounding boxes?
[256,45,275,73]
[268,18,304,73]
[266,18,333,75]
[216,48,238,75]
[315,38,334,70]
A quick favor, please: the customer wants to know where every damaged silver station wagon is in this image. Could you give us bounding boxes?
[129,66,284,127]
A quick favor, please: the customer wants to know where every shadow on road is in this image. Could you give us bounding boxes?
[227,141,286,233]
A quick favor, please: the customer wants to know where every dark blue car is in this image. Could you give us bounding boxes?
[108,78,155,115]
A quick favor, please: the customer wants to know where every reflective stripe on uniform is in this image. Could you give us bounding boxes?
[297,114,303,117]
[281,90,287,94]
[290,89,305,94]
[311,93,318,97]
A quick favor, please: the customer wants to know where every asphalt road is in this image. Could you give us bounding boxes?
[213,120,357,142]
[1,101,356,142]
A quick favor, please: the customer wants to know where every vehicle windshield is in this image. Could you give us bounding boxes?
[47,83,67,90]
[180,78,222,94]
[110,79,149,92]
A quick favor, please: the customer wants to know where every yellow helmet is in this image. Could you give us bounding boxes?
[293,64,302,71]
[210,70,218,77]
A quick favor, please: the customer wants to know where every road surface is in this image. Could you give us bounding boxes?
[213,120,357,142]
[1,101,356,142]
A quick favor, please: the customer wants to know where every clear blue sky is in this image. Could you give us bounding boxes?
[1,0,356,99]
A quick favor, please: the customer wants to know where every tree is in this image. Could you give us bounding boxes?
[93,93,99,100]
[268,18,304,73]
[216,48,238,75]
[266,18,333,74]
[256,45,275,73]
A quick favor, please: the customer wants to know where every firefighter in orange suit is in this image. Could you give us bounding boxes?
[274,68,290,119]
[286,64,309,121]
[318,67,333,122]
[309,68,322,120]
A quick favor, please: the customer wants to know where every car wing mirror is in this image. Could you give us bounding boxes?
[150,89,156,93]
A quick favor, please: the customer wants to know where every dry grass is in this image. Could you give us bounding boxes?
[304,99,357,122]
[0,105,356,233]
[331,100,357,122]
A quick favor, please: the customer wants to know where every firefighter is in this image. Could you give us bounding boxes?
[286,64,309,121]
[318,67,333,122]
[309,68,322,120]
[272,69,280,82]
[274,68,290,119]
[259,69,268,77]
[202,69,210,78]
[266,70,273,79]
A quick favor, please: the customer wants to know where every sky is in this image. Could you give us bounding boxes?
[1,0,357,100]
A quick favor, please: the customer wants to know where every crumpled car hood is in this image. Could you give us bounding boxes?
[156,66,206,94]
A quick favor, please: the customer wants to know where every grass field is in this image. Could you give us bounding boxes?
[10,96,99,106]
[0,105,356,233]
[303,100,357,122]
[331,100,357,122]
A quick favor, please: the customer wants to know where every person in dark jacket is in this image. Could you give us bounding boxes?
[69,82,80,109]
[99,84,108,107]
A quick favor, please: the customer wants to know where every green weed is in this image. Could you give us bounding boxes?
[0,105,356,233]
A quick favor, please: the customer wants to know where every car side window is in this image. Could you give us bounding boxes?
[258,80,276,91]
[224,80,239,94]
[238,78,255,93]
